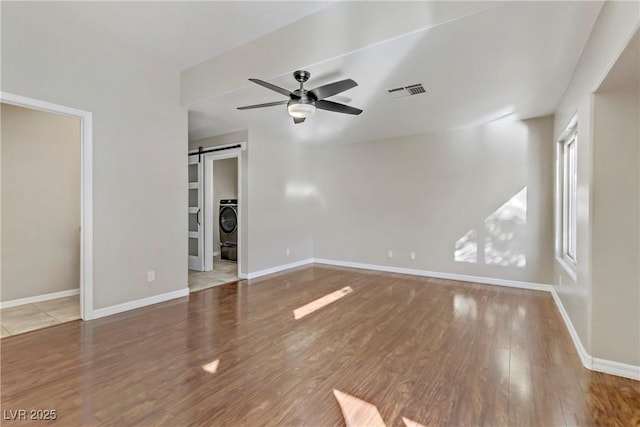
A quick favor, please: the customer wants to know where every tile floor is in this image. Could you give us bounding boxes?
[0,295,80,338]
[189,256,239,293]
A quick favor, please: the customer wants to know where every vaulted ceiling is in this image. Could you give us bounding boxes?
[3,1,603,145]
[186,1,603,144]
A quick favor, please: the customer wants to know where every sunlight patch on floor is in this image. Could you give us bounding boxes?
[333,389,386,427]
[202,359,220,374]
[293,286,353,320]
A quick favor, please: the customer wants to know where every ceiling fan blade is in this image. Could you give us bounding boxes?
[309,79,357,100]
[293,117,305,124]
[237,100,288,110]
[316,100,363,115]
[249,78,296,98]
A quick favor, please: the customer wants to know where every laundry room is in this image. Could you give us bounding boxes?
[213,158,238,263]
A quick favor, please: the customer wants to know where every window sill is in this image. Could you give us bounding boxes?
[556,256,578,282]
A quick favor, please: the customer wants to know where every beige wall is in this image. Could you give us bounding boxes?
[552,1,639,362]
[2,3,188,310]
[1,104,80,301]
[312,117,554,284]
[591,30,640,366]
[212,158,238,253]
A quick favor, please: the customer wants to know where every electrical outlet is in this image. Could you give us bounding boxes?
[387,250,393,258]
[410,252,416,260]
[286,248,290,256]
[147,271,156,282]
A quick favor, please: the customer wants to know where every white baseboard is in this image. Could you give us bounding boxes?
[1,288,80,309]
[550,288,640,380]
[592,357,640,381]
[247,258,314,279]
[92,288,189,319]
[312,258,553,292]
[550,288,592,369]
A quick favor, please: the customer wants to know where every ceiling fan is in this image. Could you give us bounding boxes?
[237,70,363,124]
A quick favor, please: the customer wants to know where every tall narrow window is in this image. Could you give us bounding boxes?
[561,128,578,263]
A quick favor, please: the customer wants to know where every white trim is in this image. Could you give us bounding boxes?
[0,92,94,320]
[92,288,189,319]
[592,358,640,381]
[312,258,553,292]
[555,256,578,282]
[213,251,220,257]
[202,147,243,274]
[0,289,80,309]
[550,288,592,369]
[551,288,640,380]
[247,258,314,279]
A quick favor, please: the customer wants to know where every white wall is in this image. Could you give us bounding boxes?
[552,0,639,360]
[311,117,554,284]
[2,3,188,309]
[247,128,314,272]
[212,158,238,254]
[1,104,80,301]
[591,30,639,366]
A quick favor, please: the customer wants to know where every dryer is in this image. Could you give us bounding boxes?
[219,199,238,261]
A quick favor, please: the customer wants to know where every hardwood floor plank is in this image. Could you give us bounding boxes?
[1,265,638,426]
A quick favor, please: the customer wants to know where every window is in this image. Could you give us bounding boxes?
[560,125,578,264]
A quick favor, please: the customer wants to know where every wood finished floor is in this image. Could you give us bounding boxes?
[1,265,638,426]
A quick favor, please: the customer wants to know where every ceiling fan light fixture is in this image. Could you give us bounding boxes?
[287,102,316,119]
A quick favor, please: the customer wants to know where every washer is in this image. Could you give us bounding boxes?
[219,199,238,261]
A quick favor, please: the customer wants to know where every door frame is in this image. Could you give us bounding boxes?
[1,91,94,320]
[203,147,243,275]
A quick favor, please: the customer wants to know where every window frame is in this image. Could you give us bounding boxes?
[559,123,578,266]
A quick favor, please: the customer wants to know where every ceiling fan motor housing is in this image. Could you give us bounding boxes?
[293,70,311,83]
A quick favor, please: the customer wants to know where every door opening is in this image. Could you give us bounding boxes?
[187,143,244,292]
[0,92,93,322]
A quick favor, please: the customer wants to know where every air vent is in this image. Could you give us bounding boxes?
[386,83,427,99]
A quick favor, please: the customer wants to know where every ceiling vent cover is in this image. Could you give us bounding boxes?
[387,83,427,99]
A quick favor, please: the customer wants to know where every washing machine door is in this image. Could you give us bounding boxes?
[219,206,238,234]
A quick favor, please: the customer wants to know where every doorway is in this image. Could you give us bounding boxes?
[0,93,93,334]
[188,144,244,292]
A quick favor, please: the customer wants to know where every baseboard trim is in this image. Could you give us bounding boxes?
[312,258,553,292]
[592,357,640,381]
[550,288,640,380]
[92,288,189,319]
[550,288,592,369]
[0,288,80,309]
[247,258,314,279]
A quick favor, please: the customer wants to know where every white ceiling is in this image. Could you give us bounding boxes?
[188,1,603,144]
[5,1,602,144]
[6,1,331,72]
